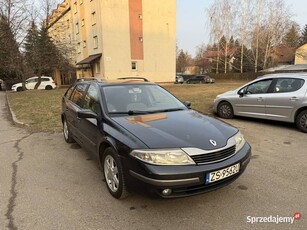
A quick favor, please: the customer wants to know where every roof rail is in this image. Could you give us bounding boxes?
[117,77,149,82]
[76,77,100,82]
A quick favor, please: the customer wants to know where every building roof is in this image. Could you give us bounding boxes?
[76,54,102,65]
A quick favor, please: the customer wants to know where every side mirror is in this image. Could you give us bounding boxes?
[238,89,245,98]
[184,101,191,108]
[77,109,97,119]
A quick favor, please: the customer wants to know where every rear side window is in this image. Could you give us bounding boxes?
[65,86,75,99]
[70,84,87,107]
[273,78,305,93]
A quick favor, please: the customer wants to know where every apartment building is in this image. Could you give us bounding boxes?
[47,0,176,85]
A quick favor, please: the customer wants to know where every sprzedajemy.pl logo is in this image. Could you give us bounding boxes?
[247,212,301,224]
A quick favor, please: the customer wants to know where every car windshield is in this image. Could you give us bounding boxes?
[102,84,186,114]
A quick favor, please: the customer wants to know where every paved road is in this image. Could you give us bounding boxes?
[0,91,306,230]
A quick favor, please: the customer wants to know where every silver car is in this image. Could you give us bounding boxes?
[213,73,307,133]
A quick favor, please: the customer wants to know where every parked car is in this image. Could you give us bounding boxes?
[186,75,215,84]
[61,77,251,199]
[11,76,56,92]
[175,75,184,84]
[213,72,307,133]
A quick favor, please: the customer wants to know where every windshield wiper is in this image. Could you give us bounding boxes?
[153,108,185,113]
[109,108,185,115]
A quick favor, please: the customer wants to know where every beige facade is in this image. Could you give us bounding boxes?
[47,0,176,85]
[295,43,307,64]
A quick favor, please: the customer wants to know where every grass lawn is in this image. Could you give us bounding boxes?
[7,80,248,133]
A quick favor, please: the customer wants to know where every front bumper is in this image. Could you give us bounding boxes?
[128,143,251,198]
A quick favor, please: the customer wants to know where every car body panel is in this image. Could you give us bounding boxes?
[11,76,56,91]
[111,110,237,150]
[214,73,307,124]
[62,79,251,198]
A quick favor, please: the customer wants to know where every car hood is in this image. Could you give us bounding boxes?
[218,89,238,97]
[111,110,238,150]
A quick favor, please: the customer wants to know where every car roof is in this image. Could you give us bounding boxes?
[258,72,307,80]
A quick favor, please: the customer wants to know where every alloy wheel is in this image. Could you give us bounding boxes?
[104,155,119,192]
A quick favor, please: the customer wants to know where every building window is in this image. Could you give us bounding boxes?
[75,22,79,34]
[131,61,137,71]
[138,14,143,20]
[95,62,100,74]
[73,2,77,14]
[83,40,87,48]
[139,37,143,43]
[91,12,96,25]
[81,19,85,27]
[93,36,98,49]
[77,42,81,53]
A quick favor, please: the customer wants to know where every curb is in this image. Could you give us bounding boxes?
[5,91,28,127]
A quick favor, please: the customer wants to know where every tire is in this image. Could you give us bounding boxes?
[217,102,234,119]
[295,110,307,133]
[63,118,75,143]
[17,87,22,92]
[45,85,52,90]
[103,147,128,199]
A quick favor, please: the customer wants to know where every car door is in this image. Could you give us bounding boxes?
[25,78,37,89]
[65,83,88,144]
[231,79,273,119]
[78,84,103,157]
[265,78,305,122]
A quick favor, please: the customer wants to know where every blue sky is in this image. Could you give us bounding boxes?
[177,0,307,57]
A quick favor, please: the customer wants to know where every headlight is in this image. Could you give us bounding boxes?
[234,132,246,153]
[130,149,195,165]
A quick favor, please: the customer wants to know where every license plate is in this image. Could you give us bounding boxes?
[206,163,240,184]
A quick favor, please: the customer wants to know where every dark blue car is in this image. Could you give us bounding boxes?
[61,78,251,199]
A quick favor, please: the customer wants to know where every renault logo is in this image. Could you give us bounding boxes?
[210,139,217,146]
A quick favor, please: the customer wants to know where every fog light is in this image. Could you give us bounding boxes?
[162,189,172,196]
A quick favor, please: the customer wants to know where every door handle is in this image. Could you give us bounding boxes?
[257,97,264,102]
[290,97,299,101]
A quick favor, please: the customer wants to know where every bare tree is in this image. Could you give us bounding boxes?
[208,1,223,73]
[0,0,31,45]
[236,0,252,73]
[208,0,237,73]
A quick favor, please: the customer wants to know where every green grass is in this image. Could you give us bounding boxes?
[7,80,248,133]
[7,88,67,133]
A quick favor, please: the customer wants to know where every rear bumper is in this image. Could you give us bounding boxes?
[128,143,251,198]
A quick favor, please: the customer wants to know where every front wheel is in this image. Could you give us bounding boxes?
[63,118,75,143]
[103,148,128,199]
[296,110,307,133]
[217,102,234,119]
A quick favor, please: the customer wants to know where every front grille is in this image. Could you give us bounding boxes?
[190,145,236,164]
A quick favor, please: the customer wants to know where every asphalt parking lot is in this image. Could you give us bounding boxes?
[0,91,306,230]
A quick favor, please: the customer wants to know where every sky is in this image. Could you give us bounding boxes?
[176,0,307,57]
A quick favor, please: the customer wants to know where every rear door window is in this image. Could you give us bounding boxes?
[273,78,305,93]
